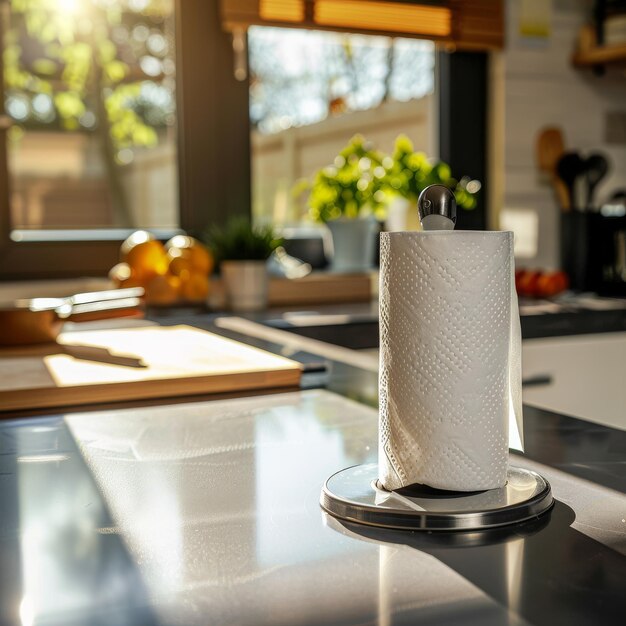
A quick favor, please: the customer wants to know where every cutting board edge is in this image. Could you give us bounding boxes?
[0,367,301,413]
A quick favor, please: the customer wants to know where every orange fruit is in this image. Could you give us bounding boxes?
[120,230,153,259]
[109,262,132,284]
[121,231,168,280]
[144,274,181,305]
[167,248,193,278]
[165,235,213,275]
[108,262,144,289]
[189,245,213,275]
[181,272,210,302]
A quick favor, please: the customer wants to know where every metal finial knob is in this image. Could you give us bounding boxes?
[418,185,457,230]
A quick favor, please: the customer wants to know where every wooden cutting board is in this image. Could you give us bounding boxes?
[0,325,301,412]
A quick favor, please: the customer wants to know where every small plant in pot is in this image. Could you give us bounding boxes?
[297,135,386,272]
[205,218,282,312]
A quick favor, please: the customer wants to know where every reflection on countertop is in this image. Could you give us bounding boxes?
[0,390,625,626]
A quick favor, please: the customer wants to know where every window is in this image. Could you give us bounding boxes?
[3,0,178,232]
[0,2,486,278]
[248,26,436,226]
[0,1,252,279]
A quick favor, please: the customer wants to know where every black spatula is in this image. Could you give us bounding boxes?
[585,152,609,210]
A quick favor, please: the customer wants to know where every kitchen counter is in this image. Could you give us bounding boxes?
[0,313,624,625]
[233,295,626,348]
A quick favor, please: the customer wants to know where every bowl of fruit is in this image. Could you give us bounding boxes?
[109,231,214,306]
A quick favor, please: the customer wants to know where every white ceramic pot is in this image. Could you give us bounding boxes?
[221,260,268,312]
[385,197,422,231]
[326,217,378,272]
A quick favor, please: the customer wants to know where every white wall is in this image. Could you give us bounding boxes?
[499,0,626,269]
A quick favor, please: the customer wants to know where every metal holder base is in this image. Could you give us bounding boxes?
[321,463,554,531]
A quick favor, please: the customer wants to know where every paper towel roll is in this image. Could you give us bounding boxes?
[378,231,523,492]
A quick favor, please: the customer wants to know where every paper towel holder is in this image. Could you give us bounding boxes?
[320,198,554,531]
[320,464,554,532]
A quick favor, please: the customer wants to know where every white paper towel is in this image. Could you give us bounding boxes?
[378,231,523,492]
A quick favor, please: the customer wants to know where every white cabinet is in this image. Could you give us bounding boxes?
[522,332,626,431]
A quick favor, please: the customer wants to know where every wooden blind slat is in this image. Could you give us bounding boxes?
[220,0,504,51]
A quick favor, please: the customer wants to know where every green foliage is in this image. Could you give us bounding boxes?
[106,84,157,150]
[301,135,388,223]
[4,0,167,153]
[387,135,478,210]
[298,134,479,223]
[204,218,283,264]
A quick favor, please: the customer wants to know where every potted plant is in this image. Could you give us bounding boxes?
[383,135,480,230]
[205,218,282,311]
[298,135,480,270]
[299,135,386,272]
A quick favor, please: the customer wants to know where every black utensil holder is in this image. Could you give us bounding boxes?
[561,212,626,296]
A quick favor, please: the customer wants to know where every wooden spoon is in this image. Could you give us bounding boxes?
[536,127,570,211]
[536,127,565,174]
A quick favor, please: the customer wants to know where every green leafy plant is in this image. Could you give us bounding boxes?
[385,135,479,210]
[204,218,283,264]
[297,134,480,223]
[297,135,388,223]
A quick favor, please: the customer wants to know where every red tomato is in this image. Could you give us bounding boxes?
[516,270,541,297]
[554,271,569,293]
[535,271,569,298]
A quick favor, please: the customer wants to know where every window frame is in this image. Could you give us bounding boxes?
[438,49,488,231]
[0,0,251,280]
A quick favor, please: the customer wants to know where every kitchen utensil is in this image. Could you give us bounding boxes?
[536,127,565,174]
[536,127,570,211]
[556,152,586,212]
[585,152,609,209]
[0,287,144,346]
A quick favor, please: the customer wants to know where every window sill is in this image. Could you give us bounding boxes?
[10,229,182,243]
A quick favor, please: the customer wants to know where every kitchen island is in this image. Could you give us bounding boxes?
[0,314,624,626]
